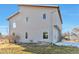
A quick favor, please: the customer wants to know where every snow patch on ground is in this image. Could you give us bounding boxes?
[55,41,79,48]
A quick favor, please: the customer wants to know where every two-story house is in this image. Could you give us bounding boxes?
[7,5,62,44]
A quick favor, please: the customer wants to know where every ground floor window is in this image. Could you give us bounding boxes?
[43,32,48,39]
[12,32,15,36]
[25,32,28,39]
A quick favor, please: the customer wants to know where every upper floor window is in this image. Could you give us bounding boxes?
[43,14,46,19]
[26,17,28,22]
[13,22,16,28]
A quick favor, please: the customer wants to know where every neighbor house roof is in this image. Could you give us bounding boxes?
[7,5,62,24]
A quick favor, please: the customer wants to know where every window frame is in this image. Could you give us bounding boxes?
[26,17,28,22]
[43,32,48,39]
[43,13,46,19]
[25,32,28,39]
[13,22,16,28]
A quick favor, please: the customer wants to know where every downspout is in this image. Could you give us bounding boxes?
[50,12,54,44]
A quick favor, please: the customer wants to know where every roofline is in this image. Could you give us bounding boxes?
[7,11,20,20]
[57,7,63,24]
[18,4,59,8]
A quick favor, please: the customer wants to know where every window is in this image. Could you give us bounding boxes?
[43,32,48,39]
[13,22,16,28]
[12,32,15,36]
[26,17,28,22]
[25,32,28,39]
[43,14,46,19]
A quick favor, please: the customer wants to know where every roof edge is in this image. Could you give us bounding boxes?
[7,11,20,20]
[57,7,63,24]
[18,4,59,8]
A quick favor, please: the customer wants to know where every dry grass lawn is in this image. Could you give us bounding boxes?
[0,43,79,54]
[0,44,32,54]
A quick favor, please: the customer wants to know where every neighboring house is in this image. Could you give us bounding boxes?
[70,32,79,40]
[7,5,62,44]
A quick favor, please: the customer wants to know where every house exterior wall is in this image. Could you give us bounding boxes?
[9,5,62,43]
[53,9,62,42]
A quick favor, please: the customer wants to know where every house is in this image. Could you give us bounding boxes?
[7,5,62,44]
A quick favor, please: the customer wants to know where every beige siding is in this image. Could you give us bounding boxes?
[9,5,62,43]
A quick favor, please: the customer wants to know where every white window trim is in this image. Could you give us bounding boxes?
[13,22,16,28]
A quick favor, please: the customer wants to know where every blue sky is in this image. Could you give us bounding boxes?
[0,4,79,35]
[59,4,79,32]
[0,4,18,35]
